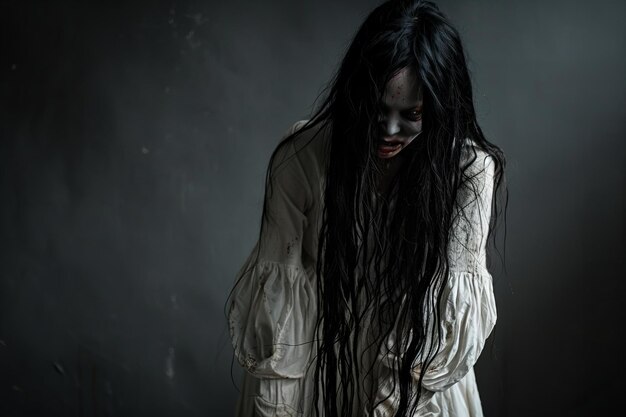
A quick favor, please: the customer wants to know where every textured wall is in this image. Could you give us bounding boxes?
[1,0,624,416]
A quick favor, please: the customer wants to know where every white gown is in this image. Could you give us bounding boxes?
[227,120,497,417]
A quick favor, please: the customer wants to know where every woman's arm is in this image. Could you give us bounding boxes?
[229,121,314,377]
[227,121,316,415]
[373,149,498,414]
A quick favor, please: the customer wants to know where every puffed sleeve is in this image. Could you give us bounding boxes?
[227,121,316,414]
[373,148,497,415]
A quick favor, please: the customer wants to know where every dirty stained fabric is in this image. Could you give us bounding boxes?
[227,120,497,417]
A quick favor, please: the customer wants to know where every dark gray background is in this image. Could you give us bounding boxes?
[1,0,624,416]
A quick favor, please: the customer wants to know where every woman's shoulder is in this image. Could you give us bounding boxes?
[284,119,330,153]
[276,119,330,176]
[460,137,494,172]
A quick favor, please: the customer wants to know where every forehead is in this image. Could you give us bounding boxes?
[382,67,422,107]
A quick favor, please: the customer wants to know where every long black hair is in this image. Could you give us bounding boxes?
[249,1,507,415]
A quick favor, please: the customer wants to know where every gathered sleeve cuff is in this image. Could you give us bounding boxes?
[372,266,496,415]
[228,253,316,378]
[419,266,496,391]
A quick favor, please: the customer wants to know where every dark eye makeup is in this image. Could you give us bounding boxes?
[379,103,423,122]
[404,110,422,121]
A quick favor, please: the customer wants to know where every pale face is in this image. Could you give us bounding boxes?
[377,67,424,159]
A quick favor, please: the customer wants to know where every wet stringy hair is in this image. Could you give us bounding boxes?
[235,0,507,416]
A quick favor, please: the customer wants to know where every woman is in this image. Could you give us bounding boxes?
[227,0,507,416]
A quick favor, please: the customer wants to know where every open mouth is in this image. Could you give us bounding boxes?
[378,140,402,156]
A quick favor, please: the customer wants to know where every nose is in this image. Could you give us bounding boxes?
[380,115,400,137]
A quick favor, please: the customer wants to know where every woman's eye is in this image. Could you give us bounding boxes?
[404,111,422,121]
